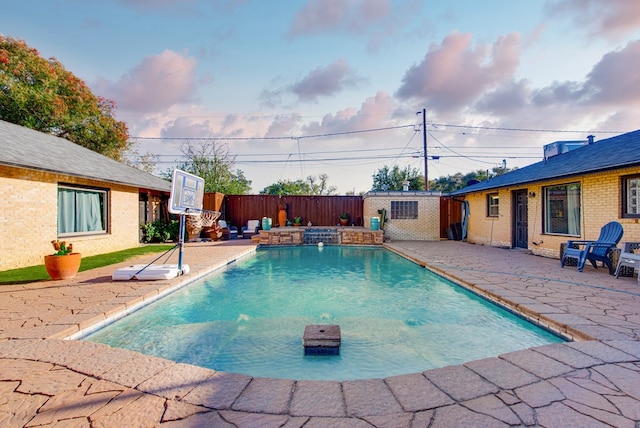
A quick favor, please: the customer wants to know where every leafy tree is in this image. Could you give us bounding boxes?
[371,165,425,191]
[123,141,159,174]
[261,179,308,195]
[429,166,516,193]
[0,36,130,160]
[305,174,337,195]
[170,141,252,194]
[260,174,337,195]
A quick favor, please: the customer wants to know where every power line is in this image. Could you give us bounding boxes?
[131,122,625,141]
[431,123,625,134]
[132,124,414,141]
[134,153,540,165]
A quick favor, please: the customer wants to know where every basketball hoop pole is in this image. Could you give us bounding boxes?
[178,211,186,273]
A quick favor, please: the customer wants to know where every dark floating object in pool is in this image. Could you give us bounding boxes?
[303,324,341,356]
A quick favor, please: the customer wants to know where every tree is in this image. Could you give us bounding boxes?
[260,174,337,195]
[123,141,159,174]
[305,174,337,195]
[170,141,252,194]
[371,165,425,191]
[429,166,517,193]
[0,36,129,160]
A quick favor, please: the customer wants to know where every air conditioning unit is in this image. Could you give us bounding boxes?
[543,140,589,161]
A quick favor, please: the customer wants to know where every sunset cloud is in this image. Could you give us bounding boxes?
[260,59,363,106]
[94,50,198,113]
[396,32,521,112]
[291,59,363,102]
[546,0,640,40]
[289,0,390,36]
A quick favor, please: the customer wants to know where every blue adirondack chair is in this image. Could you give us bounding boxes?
[561,221,624,273]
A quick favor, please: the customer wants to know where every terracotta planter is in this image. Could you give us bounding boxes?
[44,253,82,280]
[339,218,348,226]
[278,209,287,228]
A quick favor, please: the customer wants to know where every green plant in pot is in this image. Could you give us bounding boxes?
[44,240,81,280]
[293,216,302,226]
[339,212,349,226]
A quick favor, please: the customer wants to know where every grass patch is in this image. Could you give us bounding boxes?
[0,244,176,285]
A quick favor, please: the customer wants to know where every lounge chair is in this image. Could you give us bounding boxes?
[560,221,624,273]
[218,220,238,240]
[614,242,640,283]
[241,220,260,239]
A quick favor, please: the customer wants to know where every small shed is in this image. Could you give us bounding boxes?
[363,191,442,241]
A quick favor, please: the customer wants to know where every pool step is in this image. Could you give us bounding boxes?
[303,324,341,355]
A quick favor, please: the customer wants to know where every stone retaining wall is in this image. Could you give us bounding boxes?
[250,227,383,246]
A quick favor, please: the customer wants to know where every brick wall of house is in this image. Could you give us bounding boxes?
[463,166,640,259]
[464,191,513,248]
[0,166,142,270]
[363,193,441,241]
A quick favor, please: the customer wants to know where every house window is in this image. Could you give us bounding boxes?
[391,201,418,219]
[487,194,499,217]
[544,183,580,235]
[622,175,640,218]
[58,185,108,236]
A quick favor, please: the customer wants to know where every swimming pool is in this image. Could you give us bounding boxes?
[86,246,563,380]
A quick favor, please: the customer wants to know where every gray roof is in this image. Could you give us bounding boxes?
[450,129,640,195]
[0,120,171,192]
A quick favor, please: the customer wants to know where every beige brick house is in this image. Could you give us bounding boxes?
[450,130,640,259]
[0,120,171,270]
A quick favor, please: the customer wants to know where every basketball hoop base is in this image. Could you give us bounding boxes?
[112,264,190,281]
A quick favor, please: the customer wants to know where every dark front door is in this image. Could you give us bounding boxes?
[514,190,528,248]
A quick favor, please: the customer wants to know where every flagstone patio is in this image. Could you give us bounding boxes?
[0,240,639,427]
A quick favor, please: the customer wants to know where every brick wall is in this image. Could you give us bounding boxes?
[463,165,640,258]
[1,166,142,270]
[363,193,441,241]
[465,191,512,248]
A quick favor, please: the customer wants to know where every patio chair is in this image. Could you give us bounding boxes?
[218,220,238,240]
[614,242,640,283]
[241,219,260,239]
[560,221,624,273]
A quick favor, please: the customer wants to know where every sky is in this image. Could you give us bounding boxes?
[2,0,640,194]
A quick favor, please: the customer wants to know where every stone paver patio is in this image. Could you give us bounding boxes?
[1,239,639,427]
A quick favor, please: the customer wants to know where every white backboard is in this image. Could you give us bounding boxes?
[168,169,205,215]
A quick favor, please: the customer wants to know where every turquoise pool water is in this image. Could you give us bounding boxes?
[86,246,563,380]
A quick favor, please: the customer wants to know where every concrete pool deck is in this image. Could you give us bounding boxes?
[0,240,638,427]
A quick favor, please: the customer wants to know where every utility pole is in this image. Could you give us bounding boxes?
[421,108,428,190]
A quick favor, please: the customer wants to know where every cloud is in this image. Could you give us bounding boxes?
[288,0,391,37]
[464,38,640,134]
[118,0,196,8]
[395,32,521,112]
[291,59,363,102]
[94,50,198,113]
[524,40,640,109]
[545,0,640,40]
[260,59,364,107]
[265,114,303,138]
[301,91,397,136]
[582,40,640,105]
[117,0,247,13]
[474,80,530,115]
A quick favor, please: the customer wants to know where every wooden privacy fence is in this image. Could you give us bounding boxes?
[203,194,364,230]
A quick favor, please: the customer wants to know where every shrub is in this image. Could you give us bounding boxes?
[140,219,181,243]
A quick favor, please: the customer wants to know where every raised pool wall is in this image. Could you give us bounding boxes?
[250,227,384,245]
